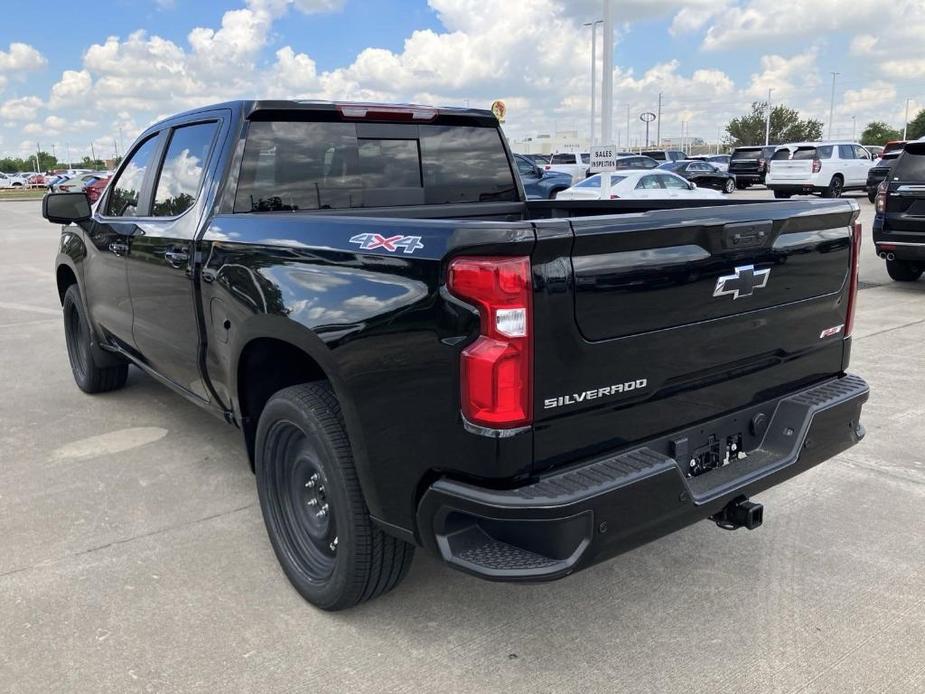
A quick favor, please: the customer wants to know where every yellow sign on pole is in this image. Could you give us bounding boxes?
[490,100,507,123]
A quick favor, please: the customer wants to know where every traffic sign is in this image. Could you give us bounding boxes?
[589,144,617,173]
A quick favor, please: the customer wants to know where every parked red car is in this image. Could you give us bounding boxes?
[85,176,111,204]
[27,173,46,187]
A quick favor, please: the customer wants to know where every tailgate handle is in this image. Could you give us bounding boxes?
[723,221,772,250]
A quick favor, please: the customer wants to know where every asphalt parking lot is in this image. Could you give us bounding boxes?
[1,193,922,693]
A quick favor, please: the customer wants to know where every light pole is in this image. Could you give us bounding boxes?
[584,20,603,148]
[904,98,911,140]
[764,88,774,146]
[851,115,856,142]
[827,72,839,140]
[601,0,613,145]
[656,92,662,146]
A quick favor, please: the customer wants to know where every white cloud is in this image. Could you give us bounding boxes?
[0,96,43,121]
[745,50,820,100]
[49,70,93,108]
[0,42,47,71]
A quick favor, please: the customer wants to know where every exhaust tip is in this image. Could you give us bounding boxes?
[887,253,896,261]
[878,251,887,259]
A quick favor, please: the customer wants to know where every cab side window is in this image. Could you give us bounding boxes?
[106,136,159,217]
[152,122,219,217]
[636,175,663,190]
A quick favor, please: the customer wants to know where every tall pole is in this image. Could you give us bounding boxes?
[656,92,662,145]
[904,98,911,140]
[716,126,721,154]
[764,88,773,146]
[827,72,839,140]
[851,115,856,142]
[584,21,601,148]
[601,0,613,144]
[66,143,71,169]
[626,104,631,151]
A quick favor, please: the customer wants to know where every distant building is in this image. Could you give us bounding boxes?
[509,130,585,155]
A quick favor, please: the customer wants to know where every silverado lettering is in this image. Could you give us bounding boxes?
[544,379,649,409]
[43,99,868,611]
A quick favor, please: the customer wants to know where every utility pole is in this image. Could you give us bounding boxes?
[716,126,722,154]
[764,88,774,146]
[601,1,613,144]
[827,72,839,140]
[626,104,631,151]
[584,20,602,148]
[656,92,662,146]
[90,141,97,164]
[904,98,911,140]
[66,143,71,169]
[851,115,856,142]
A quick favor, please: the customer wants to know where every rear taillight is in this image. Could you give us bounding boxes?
[812,159,822,174]
[875,181,887,214]
[448,256,532,428]
[845,221,862,338]
[609,194,620,199]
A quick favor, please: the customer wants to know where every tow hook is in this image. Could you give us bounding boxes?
[711,495,763,531]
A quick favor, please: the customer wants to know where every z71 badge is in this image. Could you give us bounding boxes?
[349,233,424,254]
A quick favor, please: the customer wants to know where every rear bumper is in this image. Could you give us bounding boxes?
[766,183,825,194]
[417,374,868,582]
[731,172,763,184]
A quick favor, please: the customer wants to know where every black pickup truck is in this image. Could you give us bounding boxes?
[43,100,868,610]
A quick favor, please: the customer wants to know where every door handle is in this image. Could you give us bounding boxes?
[108,241,129,256]
[164,249,190,268]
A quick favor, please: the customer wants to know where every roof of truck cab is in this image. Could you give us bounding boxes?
[143,99,500,132]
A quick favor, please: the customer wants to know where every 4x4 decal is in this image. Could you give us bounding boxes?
[349,233,424,254]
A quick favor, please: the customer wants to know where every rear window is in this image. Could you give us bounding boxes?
[234,120,517,212]
[771,149,791,160]
[657,161,683,171]
[731,148,762,160]
[580,153,590,164]
[575,174,626,188]
[792,146,833,160]
[551,153,576,164]
[883,141,907,155]
[892,145,925,180]
[642,151,666,160]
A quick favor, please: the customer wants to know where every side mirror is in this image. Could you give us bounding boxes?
[534,166,544,178]
[42,192,91,225]
[689,182,697,190]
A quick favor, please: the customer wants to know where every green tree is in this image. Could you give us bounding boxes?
[860,121,902,145]
[79,156,106,170]
[906,109,925,140]
[725,101,823,146]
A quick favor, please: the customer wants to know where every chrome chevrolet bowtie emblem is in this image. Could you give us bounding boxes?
[713,265,770,300]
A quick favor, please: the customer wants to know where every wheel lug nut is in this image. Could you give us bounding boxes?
[316,503,328,519]
[306,498,317,507]
[329,537,338,552]
[305,473,320,489]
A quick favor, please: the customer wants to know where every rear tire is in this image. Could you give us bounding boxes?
[255,382,415,610]
[886,259,923,282]
[773,190,792,199]
[822,175,844,198]
[723,178,736,194]
[62,285,128,394]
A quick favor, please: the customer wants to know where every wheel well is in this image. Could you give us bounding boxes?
[237,337,328,467]
[56,265,78,304]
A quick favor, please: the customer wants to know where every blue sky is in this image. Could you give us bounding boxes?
[1,0,923,161]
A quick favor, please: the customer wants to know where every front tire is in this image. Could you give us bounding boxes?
[62,285,128,393]
[773,190,792,199]
[723,178,736,194]
[886,259,923,282]
[255,382,414,610]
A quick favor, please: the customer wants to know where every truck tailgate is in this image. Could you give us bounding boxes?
[531,200,858,470]
[769,160,812,180]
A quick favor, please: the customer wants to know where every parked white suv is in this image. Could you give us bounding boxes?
[766,142,874,198]
[545,151,590,184]
[0,172,26,189]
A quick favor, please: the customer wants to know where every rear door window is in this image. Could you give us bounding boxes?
[152,121,218,217]
[659,173,689,189]
[551,153,576,164]
[838,145,856,160]
[636,175,664,190]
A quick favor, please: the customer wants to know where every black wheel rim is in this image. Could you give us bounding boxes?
[65,301,89,380]
[264,420,337,582]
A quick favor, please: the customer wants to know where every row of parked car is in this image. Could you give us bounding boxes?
[523,140,907,204]
[514,151,735,201]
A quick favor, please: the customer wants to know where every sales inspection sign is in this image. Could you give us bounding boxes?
[590,145,617,173]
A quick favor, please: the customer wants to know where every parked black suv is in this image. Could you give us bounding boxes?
[729,145,778,188]
[873,141,925,281]
[866,150,903,202]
